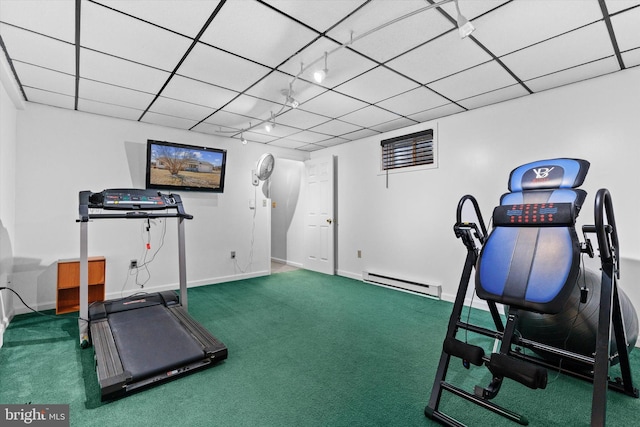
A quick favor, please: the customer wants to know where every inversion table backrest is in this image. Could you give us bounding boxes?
[476,158,590,314]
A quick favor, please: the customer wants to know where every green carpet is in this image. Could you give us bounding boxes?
[1,269,639,426]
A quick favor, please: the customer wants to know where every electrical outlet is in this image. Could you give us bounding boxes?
[230,251,236,259]
[357,250,362,258]
[129,260,138,269]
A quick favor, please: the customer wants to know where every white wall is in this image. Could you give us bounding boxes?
[311,67,640,316]
[0,55,20,347]
[10,103,308,313]
[4,62,640,344]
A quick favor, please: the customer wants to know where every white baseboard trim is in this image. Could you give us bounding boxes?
[271,258,303,269]
[336,270,361,280]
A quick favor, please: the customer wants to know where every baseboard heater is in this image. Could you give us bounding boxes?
[362,271,441,299]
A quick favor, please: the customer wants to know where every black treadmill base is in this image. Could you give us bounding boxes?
[88,292,227,402]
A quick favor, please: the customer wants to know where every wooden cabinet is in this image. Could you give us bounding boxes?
[56,256,106,314]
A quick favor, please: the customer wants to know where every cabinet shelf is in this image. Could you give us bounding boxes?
[57,256,105,314]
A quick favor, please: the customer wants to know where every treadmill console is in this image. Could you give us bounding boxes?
[90,189,178,210]
[79,189,192,221]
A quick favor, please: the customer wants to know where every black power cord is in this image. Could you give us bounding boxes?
[0,287,60,318]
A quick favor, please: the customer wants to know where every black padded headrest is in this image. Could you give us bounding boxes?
[508,158,590,192]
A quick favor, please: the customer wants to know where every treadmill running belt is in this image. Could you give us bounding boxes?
[108,305,205,381]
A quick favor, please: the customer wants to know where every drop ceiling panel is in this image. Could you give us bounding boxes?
[275,109,330,129]
[177,42,270,92]
[604,0,640,14]
[78,98,143,121]
[262,0,366,33]
[199,0,318,68]
[501,22,614,82]
[335,66,419,104]
[386,30,491,84]
[204,110,255,130]
[438,0,510,21]
[611,6,640,52]
[457,84,528,110]
[524,57,621,93]
[13,62,75,96]
[0,24,75,74]
[149,96,216,121]
[428,60,518,101]
[78,78,154,109]
[299,90,368,118]
[328,0,434,45]
[408,103,464,123]
[339,105,402,128]
[316,137,350,147]
[299,143,326,151]
[472,0,603,57]
[24,87,74,109]
[161,75,238,110]
[622,48,640,67]
[311,119,362,136]
[328,0,454,63]
[98,0,221,38]
[268,139,309,150]
[79,48,170,93]
[341,128,381,141]
[369,116,418,133]
[141,111,199,130]
[224,95,285,120]
[0,0,75,43]
[81,1,192,72]
[375,86,449,117]
[286,130,333,144]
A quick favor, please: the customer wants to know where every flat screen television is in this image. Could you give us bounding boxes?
[146,139,227,193]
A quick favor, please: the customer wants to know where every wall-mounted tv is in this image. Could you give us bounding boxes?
[146,139,227,193]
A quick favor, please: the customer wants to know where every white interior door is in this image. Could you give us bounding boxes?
[303,156,335,275]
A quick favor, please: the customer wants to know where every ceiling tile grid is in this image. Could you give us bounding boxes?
[80,1,193,72]
[0,23,75,75]
[0,0,638,151]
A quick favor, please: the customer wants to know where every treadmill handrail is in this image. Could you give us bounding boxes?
[78,212,194,221]
[78,189,192,347]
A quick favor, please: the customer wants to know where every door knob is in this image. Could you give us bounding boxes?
[326,218,333,224]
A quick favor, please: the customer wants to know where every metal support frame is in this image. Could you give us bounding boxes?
[78,220,89,347]
[77,190,193,345]
[589,189,638,425]
[177,216,188,310]
[425,190,637,426]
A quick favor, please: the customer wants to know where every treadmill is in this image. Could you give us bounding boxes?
[77,189,227,401]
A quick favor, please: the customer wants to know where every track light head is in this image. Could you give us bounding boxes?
[241,134,247,145]
[454,0,475,38]
[265,112,275,132]
[281,89,300,109]
[314,52,329,83]
[313,69,327,83]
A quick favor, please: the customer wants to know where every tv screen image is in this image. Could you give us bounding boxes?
[146,140,227,193]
